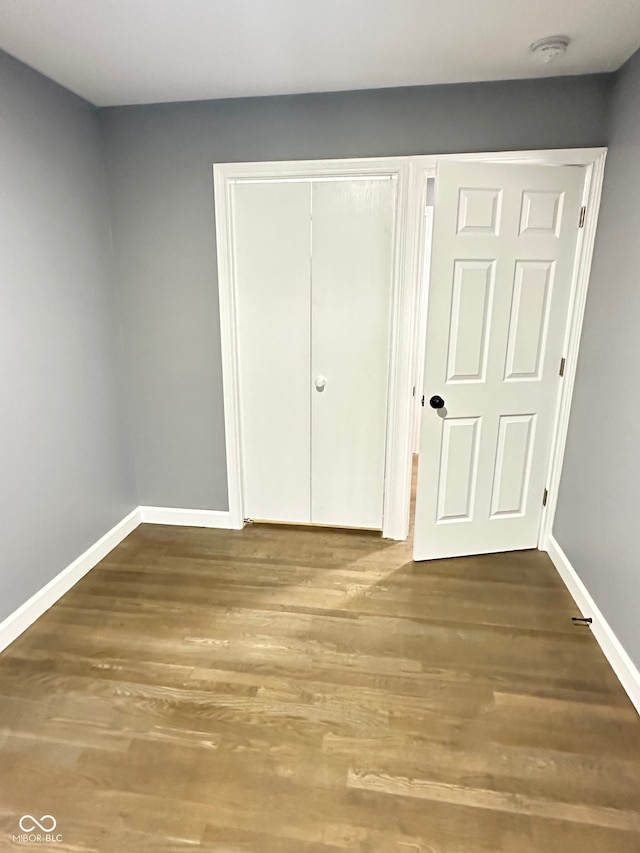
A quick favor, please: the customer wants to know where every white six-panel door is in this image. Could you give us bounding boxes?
[414,162,585,560]
[232,177,396,529]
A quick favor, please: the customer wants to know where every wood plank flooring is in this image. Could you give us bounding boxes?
[1,497,639,849]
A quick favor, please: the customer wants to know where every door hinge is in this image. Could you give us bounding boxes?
[542,488,548,507]
[412,385,416,397]
[578,206,586,228]
[421,395,425,407]
[559,356,566,377]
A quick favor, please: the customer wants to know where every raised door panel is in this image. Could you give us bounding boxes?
[436,418,481,522]
[310,178,396,528]
[504,261,554,381]
[519,191,564,236]
[233,181,311,523]
[489,414,536,517]
[446,260,495,383]
[457,188,503,234]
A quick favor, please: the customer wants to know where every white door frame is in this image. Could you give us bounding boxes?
[213,148,606,541]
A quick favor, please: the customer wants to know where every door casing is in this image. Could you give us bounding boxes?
[213,147,606,546]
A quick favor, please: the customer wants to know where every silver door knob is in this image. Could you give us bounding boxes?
[314,375,327,392]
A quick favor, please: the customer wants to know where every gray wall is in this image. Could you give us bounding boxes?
[0,51,136,621]
[100,74,612,510]
[554,49,640,668]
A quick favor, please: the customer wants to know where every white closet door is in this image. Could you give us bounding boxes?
[233,181,311,523]
[310,179,396,528]
[414,162,585,560]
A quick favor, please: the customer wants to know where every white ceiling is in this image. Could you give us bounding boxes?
[0,0,638,107]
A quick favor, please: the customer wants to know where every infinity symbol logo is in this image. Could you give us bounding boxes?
[19,815,57,832]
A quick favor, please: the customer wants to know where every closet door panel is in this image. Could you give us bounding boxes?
[233,181,311,523]
[311,179,396,528]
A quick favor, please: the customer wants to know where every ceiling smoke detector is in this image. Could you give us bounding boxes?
[530,36,570,64]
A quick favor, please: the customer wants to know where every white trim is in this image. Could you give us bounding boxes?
[0,508,140,653]
[230,175,396,184]
[538,151,607,547]
[215,173,245,530]
[417,148,605,167]
[213,149,607,543]
[139,506,237,528]
[218,149,605,176]
[216,157,410,181]
[546,536,640,716]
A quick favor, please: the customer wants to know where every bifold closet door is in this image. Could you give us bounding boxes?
[311,179,396,529]
[233,181,311,523]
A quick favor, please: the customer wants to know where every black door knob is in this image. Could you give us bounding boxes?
[429,395,445,409]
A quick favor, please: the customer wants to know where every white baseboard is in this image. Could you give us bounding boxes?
[139,506,238,529]
[0,504,241,654]
[0,507,141,653]
[546,535,640,716]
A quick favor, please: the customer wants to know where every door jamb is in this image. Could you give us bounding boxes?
[213,148,607,540]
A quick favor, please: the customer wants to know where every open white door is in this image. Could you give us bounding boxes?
[414,161,585,560]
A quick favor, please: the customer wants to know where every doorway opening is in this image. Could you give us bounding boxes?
[406,176,435,544]
[410,177,435,460]
[412,179,436,457]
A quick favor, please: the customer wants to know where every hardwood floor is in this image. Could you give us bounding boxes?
[1,486,639,849]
